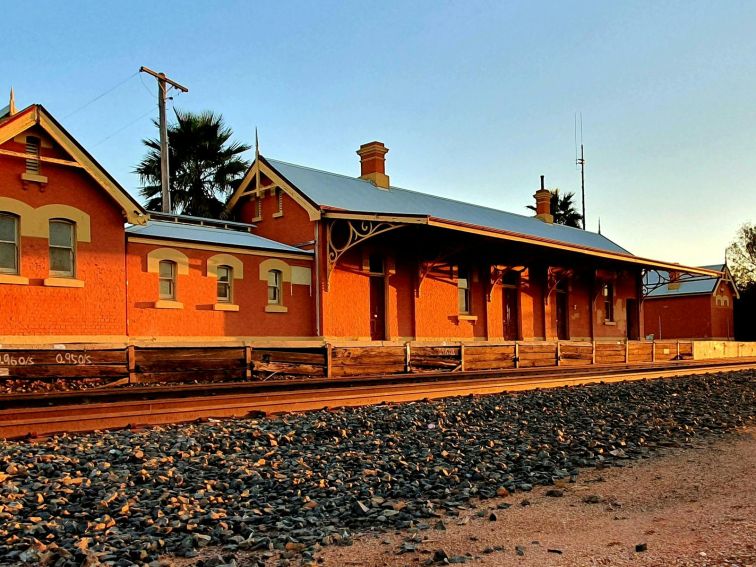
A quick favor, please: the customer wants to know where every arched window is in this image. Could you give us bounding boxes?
[159,260,177,300]
[268,269,282,305]
[49,219,76,277]
[0,213,19,275]
[217,265,233,303]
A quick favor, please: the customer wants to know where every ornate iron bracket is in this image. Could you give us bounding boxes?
[487,265,524,302]
[641,268,714,300]
[545,266,574,305]
[326,219,402,289]
[415,247,464,298]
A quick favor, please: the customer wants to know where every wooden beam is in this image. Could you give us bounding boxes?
[0,148,84,168]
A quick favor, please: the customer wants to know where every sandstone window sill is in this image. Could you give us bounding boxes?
[213,303,239,312]
[456,314,478,322]
[44,277,84,288]
[0,274,29,285]
[265,304,288,313]
[154,300,184,309]
[21,172,48,184]
[272,212,283,218]
[603,320,617,326]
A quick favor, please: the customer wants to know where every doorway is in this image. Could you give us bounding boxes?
[626,298,639,339]
[502,272,520,340]
[369,255,386,341]
[555,279,569,340]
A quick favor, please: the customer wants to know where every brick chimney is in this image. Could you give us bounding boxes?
[668,269,681,290]
[357,141,390,189]
[533,175,553,224]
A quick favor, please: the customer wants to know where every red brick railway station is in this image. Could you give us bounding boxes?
[0,98,747,380]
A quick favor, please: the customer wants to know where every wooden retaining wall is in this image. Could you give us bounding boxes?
[0,339,728,389]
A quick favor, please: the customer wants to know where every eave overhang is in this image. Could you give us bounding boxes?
[321,209,720,278]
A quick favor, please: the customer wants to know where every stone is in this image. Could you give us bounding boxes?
[545,489,564,497]
[515,545,526,556]
[583,494,602,504]
[635,543,648,552]
[432,549,449,563]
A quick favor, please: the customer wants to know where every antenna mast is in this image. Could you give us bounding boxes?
[139,66,189,213]
[575,113,586,230]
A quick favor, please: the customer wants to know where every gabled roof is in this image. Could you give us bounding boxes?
[645,264,736,298]
[126,220,312,256]
[227,156,720,277]
[265,158,630,255]
[0,104,147,224]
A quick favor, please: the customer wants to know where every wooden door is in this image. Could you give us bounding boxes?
[370,276,386,341]
[626,298,639,339]
[503,286,519,340]
[555,282,569,340]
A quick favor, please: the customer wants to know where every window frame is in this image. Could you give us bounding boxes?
[602,282,615,322]
[267,269,283,305]
[158,260,177,300]
[48,219,76,278]
[0,213,20,275]
[216,265,233,303]
[457,267,471,315]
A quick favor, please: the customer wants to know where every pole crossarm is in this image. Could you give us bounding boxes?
[325,219,403,290]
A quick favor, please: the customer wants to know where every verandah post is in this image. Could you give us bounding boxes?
[127,345,136,384]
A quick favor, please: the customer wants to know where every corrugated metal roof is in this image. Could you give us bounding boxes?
[267,158,630,255]
[126,220,311,255]
[644,264,723,297]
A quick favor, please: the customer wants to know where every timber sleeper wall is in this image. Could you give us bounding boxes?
[0,341,700,388]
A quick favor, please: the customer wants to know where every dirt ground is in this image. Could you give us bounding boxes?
[319,427,756,567]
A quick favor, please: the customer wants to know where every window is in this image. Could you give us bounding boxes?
[217,265,233,303]
[274,188,283,216]
[25,136,40,174]
[0,214,19,274]
[602,283,614,322]
[268,269,282,304]
[458,267,471,314]
[49,220,75,277]
[159,260,177,300]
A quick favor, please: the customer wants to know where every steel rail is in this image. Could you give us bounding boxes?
[1,359,754,440]
[2,357,754,410]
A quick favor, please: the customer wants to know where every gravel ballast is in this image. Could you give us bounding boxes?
[0,371,754,566]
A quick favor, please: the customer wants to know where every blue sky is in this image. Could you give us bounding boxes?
[4,1,755,265]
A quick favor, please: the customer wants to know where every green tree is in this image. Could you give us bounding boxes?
[527,189,583,228]
[135,109,250,218]
[726,222,756,289]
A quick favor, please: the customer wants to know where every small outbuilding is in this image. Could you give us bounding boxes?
[642,264,738,339]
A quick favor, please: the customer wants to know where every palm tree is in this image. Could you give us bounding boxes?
[527,189,583,228]
[135,109,251,218]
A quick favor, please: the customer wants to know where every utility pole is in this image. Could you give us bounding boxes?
[577,143,586,229]
[139,66,188,213]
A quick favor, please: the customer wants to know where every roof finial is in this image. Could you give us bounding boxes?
[255,127,259,161]
[598,217,602,235]
[9,87,16,115]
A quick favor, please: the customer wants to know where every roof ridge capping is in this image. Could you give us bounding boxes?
[265,156,622,241]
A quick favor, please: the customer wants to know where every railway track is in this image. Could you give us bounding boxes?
[1,358,755,439]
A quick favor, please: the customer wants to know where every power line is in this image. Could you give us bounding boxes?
[63,72,138,119]
[91,105,156,148]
